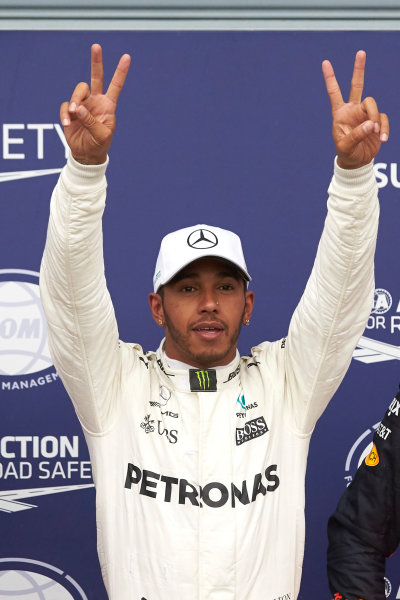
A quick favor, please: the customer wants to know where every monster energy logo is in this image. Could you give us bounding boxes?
[197,370,210,389]
[189,368,217,392]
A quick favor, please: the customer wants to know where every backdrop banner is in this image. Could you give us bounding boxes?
[0,30,399,599]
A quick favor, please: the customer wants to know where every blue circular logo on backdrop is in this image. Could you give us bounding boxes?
[372,288,392,315]
[0,269,58,392]
[0,558,87,599]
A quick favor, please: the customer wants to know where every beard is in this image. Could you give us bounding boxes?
[162,307,244,369]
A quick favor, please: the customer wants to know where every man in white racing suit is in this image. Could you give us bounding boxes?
[40,45,389,600]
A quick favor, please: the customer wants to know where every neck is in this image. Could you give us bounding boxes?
[164,350,238,371]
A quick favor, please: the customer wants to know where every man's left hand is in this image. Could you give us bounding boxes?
[322,50,389,169]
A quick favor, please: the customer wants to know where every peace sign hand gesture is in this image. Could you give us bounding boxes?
[60,43,131,165]
[322,50,389,169]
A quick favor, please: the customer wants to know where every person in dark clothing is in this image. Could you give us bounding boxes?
[327,385,400,600]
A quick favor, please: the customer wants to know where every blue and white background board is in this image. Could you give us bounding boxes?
[0,30,399,599]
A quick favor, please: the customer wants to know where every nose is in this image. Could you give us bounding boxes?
[198,289,219,313]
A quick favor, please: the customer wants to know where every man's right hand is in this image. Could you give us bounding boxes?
[60,43,131,165]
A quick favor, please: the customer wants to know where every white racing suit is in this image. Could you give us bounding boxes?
[40,156,379,600]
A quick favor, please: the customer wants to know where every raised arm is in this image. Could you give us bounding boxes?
[285,51,389,433]
[40,45,131,434]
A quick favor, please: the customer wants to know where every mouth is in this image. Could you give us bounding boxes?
[192,322,225,340]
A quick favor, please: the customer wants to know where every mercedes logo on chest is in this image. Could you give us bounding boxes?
[187,229,218,249]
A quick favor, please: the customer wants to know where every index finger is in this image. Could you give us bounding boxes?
[348,50,366,103]
[91,43,104,95]
[106,53,132,104]
[322,59,344,112]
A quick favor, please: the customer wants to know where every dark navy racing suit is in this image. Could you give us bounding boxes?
[327,385,400,600]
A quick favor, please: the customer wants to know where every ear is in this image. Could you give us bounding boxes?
[148,292,165,327]
[243,290,255,325]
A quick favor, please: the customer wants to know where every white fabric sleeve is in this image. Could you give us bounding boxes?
[40,155,122,435]
[285,159,379,434]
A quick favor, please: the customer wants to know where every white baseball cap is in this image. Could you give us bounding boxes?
[153,224,251,292]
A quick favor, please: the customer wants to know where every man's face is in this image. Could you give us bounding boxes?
[149,258,254,369]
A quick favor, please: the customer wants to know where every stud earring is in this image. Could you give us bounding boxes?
[158,319,163,326]
[245,319,250,326]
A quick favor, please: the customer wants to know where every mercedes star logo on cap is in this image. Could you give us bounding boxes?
[187,229,218,249]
